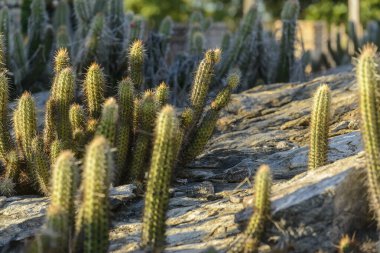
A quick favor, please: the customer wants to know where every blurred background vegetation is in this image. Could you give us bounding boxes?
[124,0,380,27]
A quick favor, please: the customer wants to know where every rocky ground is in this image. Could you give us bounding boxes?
[1,68,379,253]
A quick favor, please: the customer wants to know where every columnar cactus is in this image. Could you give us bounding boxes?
[96,98,119,147]
[155,82,169,108]
[13,92,37,160]
[43,151,78,252]
[43,98,56,151]
[129,16,144,45]
[75,136,112,253]
[52,67,75,145]
[183,72,239,163]
[227,165,272,253]
[308,84,331,170]
[129,91,157,181]
[159,16,173,38]
[0,72,10,162]
[356,44,380,227]
[84,63,105,119]
[31,137,50,195]
[141,105,180,252]
[190,49,221,122]
[50,139,63,165]
[128,40,145,90]
[276,0,300,83]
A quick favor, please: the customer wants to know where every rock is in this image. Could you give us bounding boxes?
[1,70,377,252]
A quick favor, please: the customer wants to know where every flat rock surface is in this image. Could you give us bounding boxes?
[1,70,377,253]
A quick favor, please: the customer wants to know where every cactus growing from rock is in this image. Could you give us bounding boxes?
[75,136,112,253]
[308,84,331,170]
[141,105,180,252]
[227,164,272,253]
[356,44,380,228]
[276,0,300,83]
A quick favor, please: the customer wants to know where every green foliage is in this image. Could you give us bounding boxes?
[308,84,331,170]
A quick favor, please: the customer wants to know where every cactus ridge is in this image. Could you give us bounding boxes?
[308,84,331,170]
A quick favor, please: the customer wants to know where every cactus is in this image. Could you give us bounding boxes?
[190,49,221,122]
[73,0,92,28]
[43,151,78,252]
[0,72,10,162]
[75,136,112,253]
[53,0,71,30]
[129,91,157,181]
[191,31,205,55]
[155,82,169,108]
[96,98,119,147]
[356,44,380,228]
[4,150,20,181]
[338,234,358,253]
[57,26,72,51]
[52,67,75,145]
[159,16,173,37]
[43,98,56,151]
[182,71,239,163]
[116,78,134,179]
[129,16,144,44]
[31,137,50,195]
[70,104,86,132]
[128,40,145,90]
[54,48,71,74]
[221,32,231,53]
[276,0,300,83]
[50,139,64,165]
[83,63,105,119]
[21,0,33,34]
[308,84,331,170]
[0,7,10,66]
[0,34,6,72]
[27,0,48,62]
[227,165,272,253]
[13,92,37,160]
[141,105,180,252]
[11,31,28,88]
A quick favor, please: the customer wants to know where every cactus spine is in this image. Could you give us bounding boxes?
[128,40,145,90]
[75,136,112,253]
[276,0,300,83]
[227,165,272,253]
[141,105,180,252]
[308,84,331,170]
[84,63,105,119]
[356,44,380,228]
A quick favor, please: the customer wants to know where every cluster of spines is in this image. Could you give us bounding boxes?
[227,165,272,253]
[356,44,380,228]
[308,84,331,170]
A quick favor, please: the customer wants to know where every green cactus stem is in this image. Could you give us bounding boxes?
[13,92,37,160]
[50,139,64,166]
[129,91,157,182]
[155,82,169,108]
[43,151,78,252]
[96,98,119,147]
[0,72,11,162]
[190,49,221,122]
[276,0,300,83]
[31,137,50,195]
[308,84,331,170]
[356,44,380,228]
[141,105,180,252]
[128,40,145,90]
[227,165,272,253]
[75,136,112,253]
[43,98,57,152]
[83,63,105,119]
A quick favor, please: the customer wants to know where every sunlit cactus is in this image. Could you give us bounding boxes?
[128,40,145,90]
[141,105,180,252]
[96,98,119,147]
[84,63,105,119]
[75,136,112,253]
[308,84,331,170]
